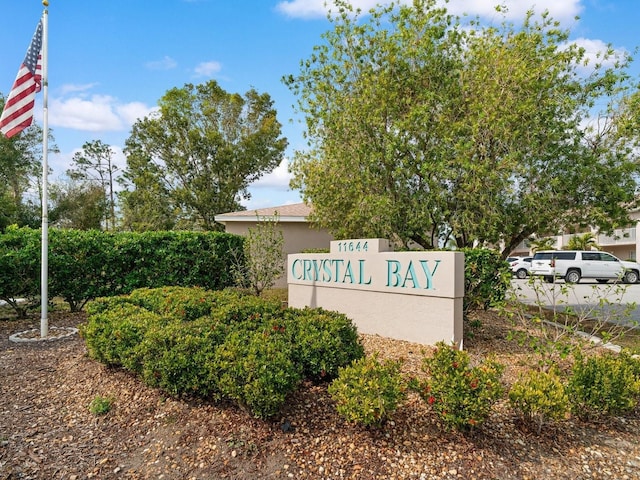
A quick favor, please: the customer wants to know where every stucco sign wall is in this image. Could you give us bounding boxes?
[287,239,464,346]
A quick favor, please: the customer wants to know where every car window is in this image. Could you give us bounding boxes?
[582,252,600,261]
[554,252,576,260]
[599,253,619,262]
[533,252,553,260]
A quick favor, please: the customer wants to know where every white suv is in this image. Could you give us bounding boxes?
[530,250,640,284]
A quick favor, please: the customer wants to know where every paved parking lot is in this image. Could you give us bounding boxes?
[510,278,640,327]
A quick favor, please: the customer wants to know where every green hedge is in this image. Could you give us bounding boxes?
[0,227,244,313]
[80,287,366,419]
[0,226,41,317]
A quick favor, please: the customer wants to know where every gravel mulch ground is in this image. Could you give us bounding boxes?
[1,309,639,479]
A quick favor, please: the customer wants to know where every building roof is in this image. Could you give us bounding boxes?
[214,202,312,223]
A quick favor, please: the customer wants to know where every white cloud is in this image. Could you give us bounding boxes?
[50,95,123,131]
[58,83,99,95]
[49,94,156,132]
[117,102,158,126]
[250,157,292,190]
[194,60,222,77]
[567,37,627,73]
[145,56,178,70]
[276,0,583,23]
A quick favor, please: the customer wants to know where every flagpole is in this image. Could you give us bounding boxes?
[40,0,49,338]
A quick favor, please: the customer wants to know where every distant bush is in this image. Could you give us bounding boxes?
[328,355,406,427]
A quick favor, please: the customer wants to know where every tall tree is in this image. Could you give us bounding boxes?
[67,140,118,230]
[285,0,640,256]
[121,80,287,231]
[49,180,106,230]
[0,93,58,230]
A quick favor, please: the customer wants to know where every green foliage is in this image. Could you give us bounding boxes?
[49,228,111,312]
[0,225,41,317]
[286,0,639,255]
[67,139,118,230]
[566,351,640,420]
[462,248,511,315]
[122,80,287,231]
[328,355,406,427]
[89,395,114,415]
[138,317,227,398]
[565,233,599,251]
[284,307,365,381]
[508,369,569,432]
[80,287,363,420]
[0,227,244,313]
[418,342,504,431]
[214,327,302,419]
[79,302,166,371]
[232,214,285,296]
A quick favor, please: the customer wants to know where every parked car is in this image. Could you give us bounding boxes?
[529,250,640,284]
[509,256,532,279]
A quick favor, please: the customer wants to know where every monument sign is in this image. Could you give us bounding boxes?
[287,239,464,346]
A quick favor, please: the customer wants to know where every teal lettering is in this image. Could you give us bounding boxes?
[419,259,440,289]
[322,259,332,282]
[333,259,344,282]
[342,260,355,284]
[291,258,302,280]
[302,259,313,281]
[402,261,419,289]
[311,259,322,281]
[358,260,372,285]
[386,260,402,287]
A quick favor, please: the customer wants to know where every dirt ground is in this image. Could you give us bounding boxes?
[1,309,639,480]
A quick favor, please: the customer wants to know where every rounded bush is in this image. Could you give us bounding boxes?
[418,342,504,431]
[567,352,640,420]
[509,369,569,432]
[328,355,406,427]
[284,307,365,381]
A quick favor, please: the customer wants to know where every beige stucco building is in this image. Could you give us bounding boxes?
[214,203,334,286]
[509,209,640,260]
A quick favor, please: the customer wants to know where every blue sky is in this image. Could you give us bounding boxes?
[1,0,639,211]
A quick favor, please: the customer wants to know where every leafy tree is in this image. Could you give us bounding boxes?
[121,80,287,231]
[285,0,640,255]
[67,140,118,230]
[49,180,106,230]
[0,93,59,230]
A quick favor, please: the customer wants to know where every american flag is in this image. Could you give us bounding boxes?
[0,19,43,138]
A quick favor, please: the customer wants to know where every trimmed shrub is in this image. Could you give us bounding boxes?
[80,302,166,371]
[127,286,242,321]
[328,355,406,427]
[138,317,228,398]
[284,307,365,381]
[80,286,368,420]
[0,225,41,317]
[509,369,569,432]
[418,342,504,431]
[214,327,302,419]
[567,351,640,420]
